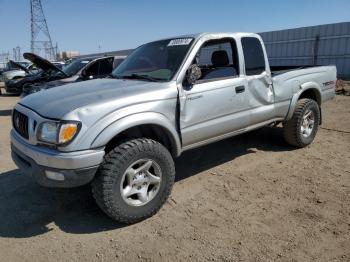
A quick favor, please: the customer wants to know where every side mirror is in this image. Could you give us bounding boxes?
[81,70,93,80]
[81,69,87,78]
[186,64,201,85]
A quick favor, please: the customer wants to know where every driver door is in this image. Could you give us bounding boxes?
[180,38,250,148]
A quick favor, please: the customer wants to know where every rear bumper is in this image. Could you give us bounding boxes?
[11,131,105,188]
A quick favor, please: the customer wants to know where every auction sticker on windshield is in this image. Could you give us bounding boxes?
[168,38,192,46]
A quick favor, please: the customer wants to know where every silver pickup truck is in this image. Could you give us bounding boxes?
[11,32,336,223]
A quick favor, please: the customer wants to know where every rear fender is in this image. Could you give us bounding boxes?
[285,82,322,121]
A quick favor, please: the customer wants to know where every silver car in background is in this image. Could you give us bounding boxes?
[21,55,126,97]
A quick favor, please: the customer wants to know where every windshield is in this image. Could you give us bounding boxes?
[112,38,194,81]
[18,62,30,67]
[62,59,92,76]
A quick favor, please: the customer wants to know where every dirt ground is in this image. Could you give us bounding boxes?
[0,84,349,262]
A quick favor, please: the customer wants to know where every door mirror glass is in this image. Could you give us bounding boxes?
[186,64,202,85]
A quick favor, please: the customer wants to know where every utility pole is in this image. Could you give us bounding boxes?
[30,0,55,60]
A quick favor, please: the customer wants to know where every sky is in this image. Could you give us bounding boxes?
[0,0,349,56]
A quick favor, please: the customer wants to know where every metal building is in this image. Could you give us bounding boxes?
[259,22,350,79]
[75,49,133,59]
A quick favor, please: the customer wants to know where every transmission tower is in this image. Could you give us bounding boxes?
[13,46,21,61]
[30,0,55,60]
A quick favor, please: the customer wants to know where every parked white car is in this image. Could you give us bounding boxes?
[1,61,36,82]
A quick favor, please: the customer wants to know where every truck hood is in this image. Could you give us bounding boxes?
[9,60,30,73]
[23,53,67,76]
[19,78,177,119]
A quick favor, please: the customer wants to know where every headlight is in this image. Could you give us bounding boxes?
[38,122,59,144]
[37,121,80,145]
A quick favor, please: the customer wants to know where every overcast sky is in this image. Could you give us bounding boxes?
[1,0,349,55]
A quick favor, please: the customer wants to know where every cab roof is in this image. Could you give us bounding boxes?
[158,32,261,41]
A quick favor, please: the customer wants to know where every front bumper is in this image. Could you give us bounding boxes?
[11,131,105,188]
[4,80,21,94]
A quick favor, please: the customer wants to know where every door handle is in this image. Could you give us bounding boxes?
[235,86,245,93]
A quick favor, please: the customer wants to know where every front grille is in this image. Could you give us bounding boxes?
[13,109,29,139]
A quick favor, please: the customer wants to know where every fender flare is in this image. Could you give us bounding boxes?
[91,112,182,156]
[285,82,322,121]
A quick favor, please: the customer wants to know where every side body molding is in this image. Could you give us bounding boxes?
[91,112,182,156]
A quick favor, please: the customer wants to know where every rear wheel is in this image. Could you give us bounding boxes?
[283,98,320,147]
[92,138,175,224]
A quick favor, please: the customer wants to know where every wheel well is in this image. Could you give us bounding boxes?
[12,76,23,80]
[104,124,177,157]
[299,88,321,106]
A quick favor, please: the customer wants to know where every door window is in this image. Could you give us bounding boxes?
[194,39,239,82]
[84,61,99,77]
[98,58,113,75]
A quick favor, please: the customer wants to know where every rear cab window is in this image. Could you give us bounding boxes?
[241,37,266,76]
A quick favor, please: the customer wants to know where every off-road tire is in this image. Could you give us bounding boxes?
[92,138,175,224]
[283,98,320,147]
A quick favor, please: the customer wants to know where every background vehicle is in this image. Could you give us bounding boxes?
[0,62,5,79]
[21,55,125,97]
[1,61,32,81]
[4,53,67,95]
[1,61,30,80]
[0,61,36,94]
[11,33,336,224]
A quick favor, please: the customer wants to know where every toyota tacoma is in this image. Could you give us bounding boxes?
[11,33,336,223]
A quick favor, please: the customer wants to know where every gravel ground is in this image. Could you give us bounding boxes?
[0,85,349,262]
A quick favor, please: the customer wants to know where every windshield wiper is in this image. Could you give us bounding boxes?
[120,74,163,82]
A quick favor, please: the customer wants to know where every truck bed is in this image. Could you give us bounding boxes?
[272,65,337,108]
[271,65,323,76]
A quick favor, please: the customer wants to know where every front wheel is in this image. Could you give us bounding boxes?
[283,98,320,147]
[92,138,175,224]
